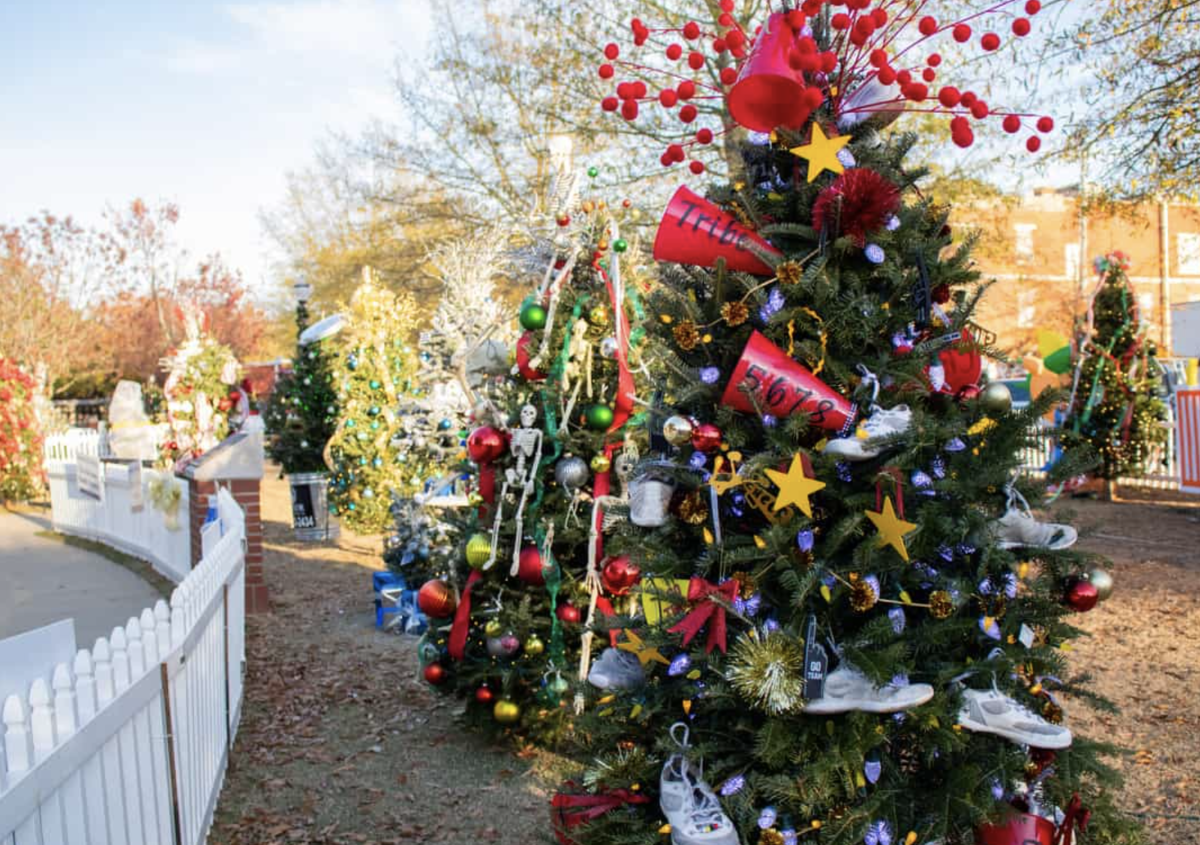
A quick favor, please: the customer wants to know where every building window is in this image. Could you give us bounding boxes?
[1139,292,1155,318]
[1179,233,1200,274]
[1014,223,1036,261]
[1017,289,1036,328]
[1065,243,1080,280]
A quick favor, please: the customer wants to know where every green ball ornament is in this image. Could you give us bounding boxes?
[584,403,614,430]
[587,165,599,178]
[612,238,628,253]
[465,533,492,569]
[370,420,380,430]
[519,303,548,331]
[548,675,570,696]
[980,381,1013,415]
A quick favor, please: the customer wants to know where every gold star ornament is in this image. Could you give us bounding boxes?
[865,495,918,561]
[789,123,851,183]
[764,453,826,517]
[617,628,669,666]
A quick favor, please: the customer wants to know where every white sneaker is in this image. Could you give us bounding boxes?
[958,687,1072,749]
[587,647,645,690]
[659,724,738,845]
[802,663,933,714]
[824,405,912,461]
[991,488,1077,550]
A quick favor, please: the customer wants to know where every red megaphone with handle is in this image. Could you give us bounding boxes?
[653,186,781,276]
[721,330,855,432]
[728,12,812,132]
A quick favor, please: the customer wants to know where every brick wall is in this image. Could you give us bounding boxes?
[182,476,269,614]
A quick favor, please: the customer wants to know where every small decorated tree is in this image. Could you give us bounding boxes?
[325,268,423,533]
[160,307,242,465]
[265,295,340,474]
[1063,251,1168,499]
[0,358,44,503]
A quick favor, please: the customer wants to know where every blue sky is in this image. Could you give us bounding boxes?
[0,0,432,299]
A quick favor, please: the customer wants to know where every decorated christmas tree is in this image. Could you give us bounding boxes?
[0,358,44,503]
[1062,251,1167,499]
[325,267,423,533]
[265,296,340,474]
[550,4,1139,845]
[160,306,242,466]
[411,155,655,743]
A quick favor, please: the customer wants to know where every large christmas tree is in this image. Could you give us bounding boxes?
[265,295,340,474]
[411,157,655,743]
[1063,251,1167,499]
[551,4,1138,845]
[325,268,423,533]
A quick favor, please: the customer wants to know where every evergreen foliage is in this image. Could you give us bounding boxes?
[265,299,340,475]
[1062,252,1168,483]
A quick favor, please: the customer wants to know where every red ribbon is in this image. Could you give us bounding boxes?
[551,783,649,845]
[476,464,496,520]
[592,258,635,433]
[1053,794,1090,845]
[594,596,619,647]
[668,577,739,654]
[448,570,482,660]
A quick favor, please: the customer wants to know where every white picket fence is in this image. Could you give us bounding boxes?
[1018,418,1180,491]
[45,435,191,584]
[42,429,108,464]
[0,488,246,845]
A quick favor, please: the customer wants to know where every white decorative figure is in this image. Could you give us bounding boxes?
[484,404,545,575]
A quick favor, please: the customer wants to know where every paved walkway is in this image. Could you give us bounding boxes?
[0,508,164,647]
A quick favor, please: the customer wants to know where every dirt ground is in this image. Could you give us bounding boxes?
[210,474,1200,845]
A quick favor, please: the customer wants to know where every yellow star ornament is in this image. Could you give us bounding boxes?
[865,495,918,561]
[789,124,851,183]
[617,628,669,666]
[764,453,826,517]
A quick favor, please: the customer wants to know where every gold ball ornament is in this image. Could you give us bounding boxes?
[467,491,485,507]
[524,635,545,655]
[980,381,1013,414]
[1086,567,1114,601]
[484,618,504,637]
[587,305,610,328]
[662,415,694,446]
[590,454,612,473]
[493,699,521,724]
[465,533,492,569]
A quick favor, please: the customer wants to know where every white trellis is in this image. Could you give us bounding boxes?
[0,488,246,845]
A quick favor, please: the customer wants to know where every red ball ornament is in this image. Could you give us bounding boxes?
[475,685,495,704]
[556,603,582,624]
[1026,136,1042,153]
[953,23,972,42]
[423,663,447,685]
[980,32,1001,51]
[517,546,546,586]
[516,331,548,381]
[931,284,951,304]
[956,384,982,403]
[1065,578,1099,612]
[690,422,723,453]
[417,579,457,618]
[601,555,642,596]
[467,426,506,463]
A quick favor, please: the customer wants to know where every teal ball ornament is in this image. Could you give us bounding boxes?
[519,303,548,331]
[369,379,381,390]
[584,403,614,430]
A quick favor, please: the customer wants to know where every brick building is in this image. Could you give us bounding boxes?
[952,188,1200,355]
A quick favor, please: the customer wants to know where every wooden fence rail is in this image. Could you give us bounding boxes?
[0,489,246,845]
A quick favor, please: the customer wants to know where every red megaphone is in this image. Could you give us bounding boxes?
[721,331,855,432]
[653,186,781,275]
[728,12,810,132]
[976,813,1056,845]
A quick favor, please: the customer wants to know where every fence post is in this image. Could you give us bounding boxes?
[160,663,184,845]
[222,582,232,756]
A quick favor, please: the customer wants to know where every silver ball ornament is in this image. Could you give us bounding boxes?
[980,382,1013,414]
[599,337,620,359]
[555,455,590,491]
[486,633,522,659]
[662,415,695,447]
[1086,567,1114,602]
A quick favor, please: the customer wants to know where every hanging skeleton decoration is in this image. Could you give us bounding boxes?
[483,403,545,575]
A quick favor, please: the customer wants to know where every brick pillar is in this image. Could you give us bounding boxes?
[178,428,269,613]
